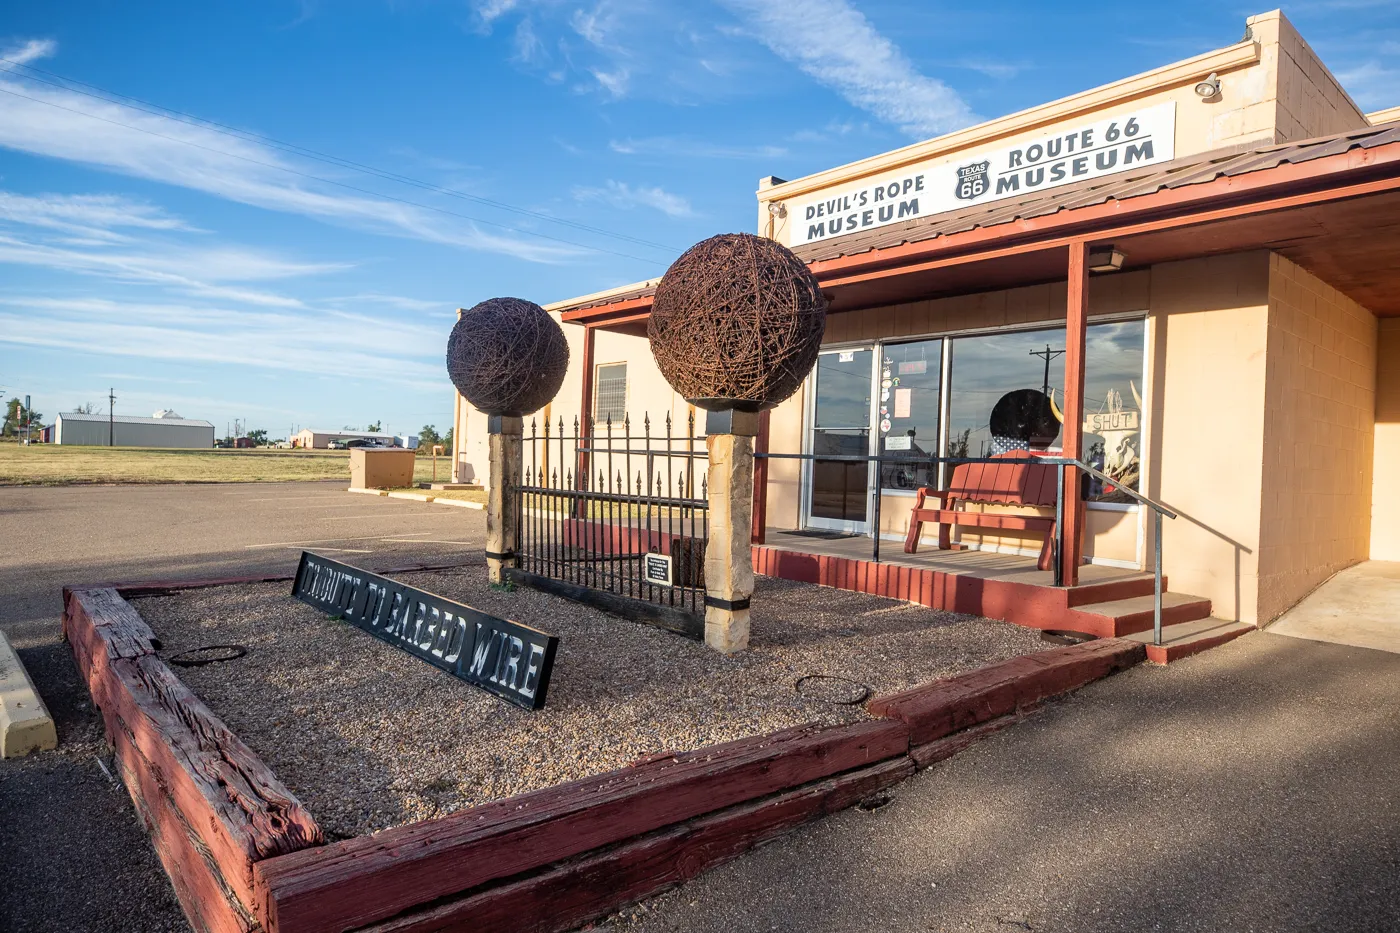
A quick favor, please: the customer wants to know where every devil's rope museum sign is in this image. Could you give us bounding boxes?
[790,102,1177,246]
[292,552,559,710]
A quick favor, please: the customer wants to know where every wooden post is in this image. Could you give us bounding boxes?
[750,409,770,545]
[1060,241,1089,587]
[705,409,758,654]
[486,415,522,585]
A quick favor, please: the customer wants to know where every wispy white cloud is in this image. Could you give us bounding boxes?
[572,180,694,217]
[609,136,788,160]
[717,0,975,138]
[0,38,56,70]
[0,209,347,308]
[0,40,582,263]
[0,295,447,391]
[1335,61,1400,110]
[0,191,191,242]
[954,58,1027,81]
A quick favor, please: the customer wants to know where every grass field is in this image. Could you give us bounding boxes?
[0,443,461,487]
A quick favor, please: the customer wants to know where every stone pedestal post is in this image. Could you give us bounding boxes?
[703,409,758,654]
[486,414,522,585]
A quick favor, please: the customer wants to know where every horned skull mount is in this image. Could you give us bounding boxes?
[1049,381,1143,487]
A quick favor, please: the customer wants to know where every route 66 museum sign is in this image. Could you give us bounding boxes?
[790,102,1176,246]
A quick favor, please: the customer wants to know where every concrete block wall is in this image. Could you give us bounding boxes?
[1257,254,1378,621]
[1267,11,1370,142]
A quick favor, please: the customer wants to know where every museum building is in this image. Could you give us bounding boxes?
[451,10,1400,630]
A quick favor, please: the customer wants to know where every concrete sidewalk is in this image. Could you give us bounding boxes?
[1267,560,1400,654]
[603,632,1400,933]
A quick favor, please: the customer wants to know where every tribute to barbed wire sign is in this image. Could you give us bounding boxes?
[292,552,559,710]
[648,232,826,412]
[447,297,570,416]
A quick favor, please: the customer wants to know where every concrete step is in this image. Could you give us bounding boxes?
[1069,592,1213,637]
[1064,573,1167,608]
[1126,617,1255,663]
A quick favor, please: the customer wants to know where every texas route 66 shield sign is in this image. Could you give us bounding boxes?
[954,160,990,201]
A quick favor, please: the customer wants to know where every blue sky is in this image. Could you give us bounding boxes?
[1,2,1395,439]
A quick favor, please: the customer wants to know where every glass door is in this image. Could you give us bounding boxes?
[805,347,875,532]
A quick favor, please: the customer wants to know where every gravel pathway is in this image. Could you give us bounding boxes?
[134,568,1043,840]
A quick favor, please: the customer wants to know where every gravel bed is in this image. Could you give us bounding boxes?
[133,568,1044,840]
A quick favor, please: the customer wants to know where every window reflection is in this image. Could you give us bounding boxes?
[877,339,941,490]
[944,321,1144,502]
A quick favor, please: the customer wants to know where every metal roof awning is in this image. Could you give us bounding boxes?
[559,122,1400,328]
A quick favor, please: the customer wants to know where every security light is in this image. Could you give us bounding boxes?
[768,201,787,218]
[1194,73,1221,99]
[1087,247,1125,273]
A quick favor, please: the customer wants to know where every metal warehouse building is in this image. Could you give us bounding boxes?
[52,412,216,448]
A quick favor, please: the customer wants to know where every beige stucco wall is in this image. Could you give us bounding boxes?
[1145,252,1272,623]
[1255,255,1378,619]
[1374,319,1400,560]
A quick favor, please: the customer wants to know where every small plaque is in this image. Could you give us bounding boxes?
[292,552,558,710]
[885,435,913,451]
[644,552,674,587]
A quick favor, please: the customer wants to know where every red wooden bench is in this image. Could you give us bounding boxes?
[903,451,1077,571]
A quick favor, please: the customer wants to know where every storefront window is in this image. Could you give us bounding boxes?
[944,320,1145,502]
[878,339,942,490]
[947,327,1065,459]
[1082,320,1145,503]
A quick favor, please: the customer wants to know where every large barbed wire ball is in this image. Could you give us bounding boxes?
[446,298,569,416]
[648,233,827,412]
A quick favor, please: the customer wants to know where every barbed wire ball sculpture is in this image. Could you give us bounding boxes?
[648,232,827,412]
[446,297,569,416]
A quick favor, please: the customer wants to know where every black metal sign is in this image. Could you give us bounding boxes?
[291,552,558,710]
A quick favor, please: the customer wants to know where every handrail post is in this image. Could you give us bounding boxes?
[872,464,882,563]
[1154,509,1163,647]
[1054,462,1065,588]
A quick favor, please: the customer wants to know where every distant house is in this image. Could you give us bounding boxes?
[292,429,398,449]
[52,412,216,449]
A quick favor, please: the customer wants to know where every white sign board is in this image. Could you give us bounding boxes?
[790,102,1176,246]
[643,552,673,587]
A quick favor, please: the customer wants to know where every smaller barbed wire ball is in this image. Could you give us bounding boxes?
[446,298,570,416]
[648,233,827,412]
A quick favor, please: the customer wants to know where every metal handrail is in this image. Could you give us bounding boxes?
[752,450,1175,647]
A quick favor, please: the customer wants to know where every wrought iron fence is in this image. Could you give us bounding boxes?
[512,412,709,637]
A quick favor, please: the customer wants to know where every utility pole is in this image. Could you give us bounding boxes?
[1029,344,1065,397]
[108,387,116,446]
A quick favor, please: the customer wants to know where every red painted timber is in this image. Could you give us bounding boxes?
[110,709,259,933]
[360,757,916,933]
[254,719,910,933]
[64,588,323,921]
[908,711,1028,770]
[868,639,1145,746]
[1145,625,1253,664]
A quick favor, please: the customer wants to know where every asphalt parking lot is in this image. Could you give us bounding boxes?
[0,482,486,933]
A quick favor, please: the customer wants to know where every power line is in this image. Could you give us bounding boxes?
[0,80,670,266]
[2,58,681,254]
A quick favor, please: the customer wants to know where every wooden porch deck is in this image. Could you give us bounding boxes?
[752,529,1224,642]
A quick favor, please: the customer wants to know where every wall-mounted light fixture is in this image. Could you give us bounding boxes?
[1088,246,1126,273]
[768,201,787,218]
[1194,72,1221,99]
